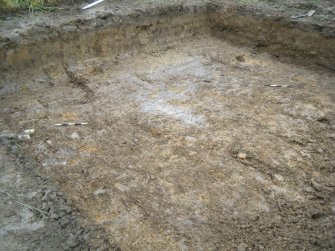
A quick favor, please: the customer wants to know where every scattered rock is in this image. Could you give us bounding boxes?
[66,234,79,248]
[51,213,61,220]
[18,134,31,141]
[237,242,248,251]
[236,55,246,62]
[69,132,80,140]
[49,191,57,200]
[24,129,35,135]
[316,147,324,154]
[274,174,284,182]
[42,202,50,211]
[272,215,282,224]
[310,208,323,219]
[0,131,16,139]
[316,116,330,124]
[237,152,247,160]
[303,186,314,193]
[94,187,108,196]
[115,183,130,192]
[63,206,73,214]
[311,179,323,191]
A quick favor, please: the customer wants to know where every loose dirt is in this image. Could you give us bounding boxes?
[1,1,334,250]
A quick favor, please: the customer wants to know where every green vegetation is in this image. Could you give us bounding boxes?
[0,0,59,11]
[237,0,271,6]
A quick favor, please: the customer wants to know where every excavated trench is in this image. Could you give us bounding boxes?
[1,4,335,250]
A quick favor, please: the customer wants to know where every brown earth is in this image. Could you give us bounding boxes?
[0,1,334,250]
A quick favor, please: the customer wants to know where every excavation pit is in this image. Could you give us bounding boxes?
[1,3,335,250]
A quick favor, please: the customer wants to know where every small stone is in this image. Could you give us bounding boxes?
[18,134,30,141]
[237,152,247,160]
[237,242,248,251]
[23,129,35,135]
[66,234,79,248]
[46,140,53,145]
[49,192,57,200]
[310,209,323,219]
[69,132,80,140]
[51,213,60,220]
[316,148,324,154]
[0,131,16,139]
[59,218,71,228]
[274,174,284,182]
[236,55,246,62]
[273,215,282,224]
[42,202,50,211]
[42,195,49,202]
[311,179,323,191]
[303,186,314,193]
[94,187,108,196]
[63,206,72,214]
[115,183,130,192]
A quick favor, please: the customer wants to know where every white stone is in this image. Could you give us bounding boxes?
[24,129,35,135]
[70,132,80,140]
[18,134,30,140]
[274,174,284,182]
[237,152,247,160]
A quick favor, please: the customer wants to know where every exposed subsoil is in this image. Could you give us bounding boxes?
[0,1,335,250]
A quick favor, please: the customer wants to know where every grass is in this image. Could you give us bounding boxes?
[237,0,270,5]
[0,0,59,11]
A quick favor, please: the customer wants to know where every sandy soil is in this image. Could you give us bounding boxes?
[0,1,334,250]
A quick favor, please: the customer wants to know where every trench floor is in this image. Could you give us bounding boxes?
[1,35,335,250]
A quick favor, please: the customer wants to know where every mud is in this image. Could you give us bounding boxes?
[0,1,335,250]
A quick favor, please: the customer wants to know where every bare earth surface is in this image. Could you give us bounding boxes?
[0,1,335,250]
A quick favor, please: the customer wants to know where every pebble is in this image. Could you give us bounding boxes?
[18,134,31,141]
[63,206,73,214]
[310,209,323,219]
[49,191,57,200]
[69,132,80,140]
[51,213,61,220]
[237,152,247,160]
[42,202,50,211]
[94,187,108,196]
[66,234,79,248]
[311,179,323,191]
[274,174,284,182]
[128,165,135,169]
[23,129,35,135]
[236,55,246,62]
[237,242,248,251]
[316,147,324,154]
[0,131,16,139]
